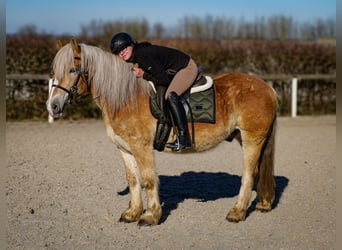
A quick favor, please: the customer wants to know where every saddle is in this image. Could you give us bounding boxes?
[149,70,216,151]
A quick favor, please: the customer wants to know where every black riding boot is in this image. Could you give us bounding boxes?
[165,92,192,151]
[153,86,171,152]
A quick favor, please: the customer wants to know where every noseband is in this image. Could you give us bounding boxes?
[52,63,89,105]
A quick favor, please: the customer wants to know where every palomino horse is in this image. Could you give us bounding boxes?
[46,38,277,225]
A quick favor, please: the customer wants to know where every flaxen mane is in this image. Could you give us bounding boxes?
[52,43,151,112]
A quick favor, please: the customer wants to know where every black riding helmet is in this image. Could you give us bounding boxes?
[110,32,135,54]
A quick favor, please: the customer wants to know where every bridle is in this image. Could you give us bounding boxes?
[51,56,89,105]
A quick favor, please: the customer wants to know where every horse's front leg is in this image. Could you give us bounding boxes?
[119,148,161,225]
[119,150,144,223]
[134,149,161,226]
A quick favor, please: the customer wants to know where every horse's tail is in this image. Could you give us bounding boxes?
[255,112,277,211]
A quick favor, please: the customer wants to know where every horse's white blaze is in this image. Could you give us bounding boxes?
[46,79,58,116]
[47,79,54,122]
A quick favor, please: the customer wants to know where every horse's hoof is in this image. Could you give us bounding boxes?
[256,201,272,212]
[226,219,240,224]
[118,208,143,223]
[118,212,140,223]
[137,219,153,227]
[226,208,246,223]
[118,217,135,223]
[137,213,159,226]
[226,215,242,223]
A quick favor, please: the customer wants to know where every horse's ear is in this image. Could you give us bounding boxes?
[70,37,81,56]
[56,40,66,49]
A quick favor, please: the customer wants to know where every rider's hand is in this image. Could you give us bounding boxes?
[133,67,144,78]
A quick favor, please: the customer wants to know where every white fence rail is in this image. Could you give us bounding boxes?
[255,74,336,117]
[6,73,336,122]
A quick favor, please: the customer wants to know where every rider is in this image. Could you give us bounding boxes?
[110,32,198,151]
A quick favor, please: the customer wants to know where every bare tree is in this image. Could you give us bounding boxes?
[28,14,336,41]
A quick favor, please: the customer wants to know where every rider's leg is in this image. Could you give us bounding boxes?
[164,58,197,151]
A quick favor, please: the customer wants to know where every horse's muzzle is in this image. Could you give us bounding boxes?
[46,94,66,118]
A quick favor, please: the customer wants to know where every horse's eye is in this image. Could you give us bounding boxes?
[69,68,76,73]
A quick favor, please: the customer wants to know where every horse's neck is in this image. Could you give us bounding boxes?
[93,80,151,118]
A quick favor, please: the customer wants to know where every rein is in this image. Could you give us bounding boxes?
[52,65,89,105]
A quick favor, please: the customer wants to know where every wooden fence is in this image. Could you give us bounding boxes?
[6,73,336,122]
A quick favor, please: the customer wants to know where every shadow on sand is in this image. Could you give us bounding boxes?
[118,171,288,223]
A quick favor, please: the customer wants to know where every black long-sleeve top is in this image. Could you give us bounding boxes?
[128,43,190,86]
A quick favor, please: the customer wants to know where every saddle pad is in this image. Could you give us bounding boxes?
[186,85,216,123]
[149,85,216,124]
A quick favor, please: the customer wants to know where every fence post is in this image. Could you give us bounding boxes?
[291,78,298,117]
[48,79,54,123]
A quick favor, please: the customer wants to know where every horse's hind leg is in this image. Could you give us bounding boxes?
[255,120,276,212]
[226,133,264,222]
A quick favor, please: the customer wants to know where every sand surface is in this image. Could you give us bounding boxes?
[6,116,336,249]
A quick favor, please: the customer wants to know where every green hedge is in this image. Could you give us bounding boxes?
[6,35,336,120]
